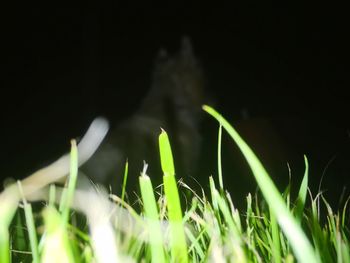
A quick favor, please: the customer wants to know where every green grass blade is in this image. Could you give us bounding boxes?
[159,129,188,263]
[17,181,40,263]
[0,225,10,263]
[61,139,79,225]
[121,160,129,202]
[0,184,20,263]
[159,128,175,176]
[203,105,318,263]
[270,207,281,263]
[295,155,309,223]
[139,164,166,263]
[41,206,74,263]
[217,124,224,190]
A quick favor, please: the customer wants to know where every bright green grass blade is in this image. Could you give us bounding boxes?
[139,166,166,263]
[159,129,188,263]
[0,225,10,263]
[203,105,318,263]
[295,155,309,223]
[159,128,175,176]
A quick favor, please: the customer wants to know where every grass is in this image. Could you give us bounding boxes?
[0,105,349,262]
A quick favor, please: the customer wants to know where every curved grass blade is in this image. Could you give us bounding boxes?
[203,105,318,263]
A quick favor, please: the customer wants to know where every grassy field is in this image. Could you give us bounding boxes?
[0,105,349,262]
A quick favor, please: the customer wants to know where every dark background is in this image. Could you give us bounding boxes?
[1,3,349,207]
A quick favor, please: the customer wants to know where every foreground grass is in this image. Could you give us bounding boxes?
[1,106,349,262]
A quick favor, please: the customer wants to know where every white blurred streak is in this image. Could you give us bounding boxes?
[28,186,136,262]
[79,189,120,263]
[0,117,109,215]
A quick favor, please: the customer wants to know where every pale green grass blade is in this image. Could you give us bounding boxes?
[209,176,222,227]
[217,124,224,190]
[159,129,188,263]
[139,164,166,263]
[214,189,247,262]
[0,184,20,263]
[203,105,318,263]
[22,203,40,263]
[41,206,74,263]
[17,181,40,263]
[295,155,309,223]
[61,139,79,225]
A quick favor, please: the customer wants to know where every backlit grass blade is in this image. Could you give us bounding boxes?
[295,155,309,223]
[41,206,74,263]
[0,184,20,263]
[217,124,224,190]
[270,207,281,263]
[139,163,166,263]
[60,140,79,225]
[0,225,10,263]
[159,128,175,176]
[203,105,319,263]
[159,129,188,263]
[121,160,129,202]
[17,181,40,263]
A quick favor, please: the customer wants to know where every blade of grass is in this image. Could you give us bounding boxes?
[270,207,281,263]
[17,181,40,263]
[217,124,224,190]
[121,160,129,202]
[295,155,309,224]
[214,189,247,262]
[139,163,166,263]
[61,139,79,225]
[0,184,20,263]
[203,105,318,263]
[159,129,188,263]
[0,225,10,263]
[41,206,74,263]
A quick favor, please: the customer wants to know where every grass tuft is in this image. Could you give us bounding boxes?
[0,105,348,262]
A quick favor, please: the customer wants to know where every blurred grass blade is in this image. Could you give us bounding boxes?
[61,140,79,225]
[203,105,318,263]
[295,155,309,223]
[0,225,10,263]
[17,181,40,263]
[270,207,281,263]
[217,124,224,190]
[139,163,166,263]
[41,206,74,263]
[159,129,188,263]
[121,160,129,202]
[0,184,20,263]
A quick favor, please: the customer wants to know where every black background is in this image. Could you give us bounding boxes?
[1,3,349,207]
